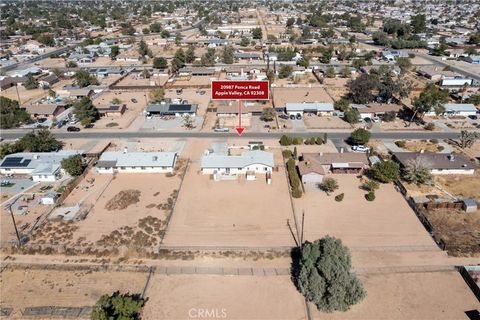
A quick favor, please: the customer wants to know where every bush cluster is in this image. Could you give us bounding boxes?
[286,159,302,198]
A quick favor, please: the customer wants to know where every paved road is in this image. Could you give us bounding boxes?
[0,130,461,140]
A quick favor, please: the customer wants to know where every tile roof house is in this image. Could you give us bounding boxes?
[298,152,369,191]
[96,151,177,173]
[392,152,476,175]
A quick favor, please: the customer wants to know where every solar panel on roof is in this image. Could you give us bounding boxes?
[169,104,192,111]
[0,157,31,167]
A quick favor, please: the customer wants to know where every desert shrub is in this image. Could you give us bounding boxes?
[370,160,400,183]
[319,177,339,195]
[394,140,406,148]
[106,122,119,127]
[282,149,293,159]
[335,193,345,202]
[424,123,435,131]
[365,191,376,201]
[362,180,379,192]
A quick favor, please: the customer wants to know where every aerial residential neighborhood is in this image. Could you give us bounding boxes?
[0,0,479,319]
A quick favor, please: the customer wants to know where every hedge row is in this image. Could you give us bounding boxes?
[286,159,302,198]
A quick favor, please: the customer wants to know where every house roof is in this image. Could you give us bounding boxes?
[201,150,274,169]
[353,103,403,114]
[179,67,215,75]
[286,102,334,112]
[393,152,476,170]
[303,152,369,166]
[39,73,58,83]
[443,103,477,113]
[0,151,82,171]
[146,103,198,114]
[216,103,265,114]
[24,103,62,115]
[96,152,177,168]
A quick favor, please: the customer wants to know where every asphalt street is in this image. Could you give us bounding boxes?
[0,130,461,141]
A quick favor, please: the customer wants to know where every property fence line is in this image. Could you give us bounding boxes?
[158,159,190,248]
[457,266,480,302]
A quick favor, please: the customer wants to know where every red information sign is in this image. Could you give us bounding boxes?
[211,80,269,100]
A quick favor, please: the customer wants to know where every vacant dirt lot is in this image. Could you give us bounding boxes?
[304,115,352,129]
[295,175,437,248]
[143,274,306,320]
[32,172,183,249]
[434,171,480,201]
[164,162,296,247]
[312,271,479,320]
[0,267,146,318]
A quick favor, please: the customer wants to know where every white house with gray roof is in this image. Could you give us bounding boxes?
[201,150,274,176]
[0,151,82,182]
[425,103,477,117]
[285,102,334,116]
[96,151,177,173]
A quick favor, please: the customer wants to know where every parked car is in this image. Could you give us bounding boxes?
[67,126,80,132]
[352,145,369,153]
[372,116,381,123]
[198,90,206,95]
[468,115,478,120]
[214,127,229,132]
[264,124,270,128]
[278,114,289,120]
[176,88,183,95]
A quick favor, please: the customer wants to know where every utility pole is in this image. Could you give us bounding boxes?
[287,219,299,247]
[15,83,21,105]
[8,203,22,247]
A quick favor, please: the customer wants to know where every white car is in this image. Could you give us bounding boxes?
[372,116,381,123]
[352,145,370,153]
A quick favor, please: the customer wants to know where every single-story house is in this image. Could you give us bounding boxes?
[352,103,403,119]
[24,103,65,118]
[465,55,480,65]
[417,66,458,82]
[234,52,262,60]
[216,103,265,116]
[0,76,27,91]
[146,102,198,117]
[178,67,215,77]
[96,104,126,117]
[201,150,274,176]
[382,50,408,61]
[96,151,177,174]
[425,103,478,117]
[298,152,369,191]
[285,102,334,116]
[440,77,473,87]
[392,151,476,175]
[38,74,59,89]
[57,87,94,99]
[0,151,82,181]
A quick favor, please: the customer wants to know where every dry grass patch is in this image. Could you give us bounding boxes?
[434,171,480,201]
[403,140,443,152]
[105,189,141,211]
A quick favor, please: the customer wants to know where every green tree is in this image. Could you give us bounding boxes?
[319,177,338,195]
[74,70,99,88]
[138,38,150,57]
[24,74,39,90]
[371,160,400,183]
[73,97,97,127]
[293,236,366,311]
[278,65,293,79]
[185,46,195,63]
[343,108,360,124]
[171,48,185,72]
[334,99,350,112]
[109,45,119,60]
[410,14,426,34]
[396,57,412,74]
[280,135,292,146]
[319,47,333,64]
[350,128,371,145]
[200,48,216,66]
[348,73,377,104]
[222,46,234,64]
[149,22,162,33]
[466,94,480,106]
[402,157,432,185]
[61,154,85,176]
[0,97,31,129]
[240,37,250,47]
[459,130,479,149]
[362,180,379,192]
[325,66,335,78]
[286,17,295,27]
[91,291,145,320]
[19,129,62,152]
[161,30,170,38]
[48,89,56,98]
[410,84,448,123]
[252,27,263,40]
[153,57,168,69]
[66,60,78,68]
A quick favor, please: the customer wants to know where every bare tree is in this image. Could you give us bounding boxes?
[403,157,433,185]
[459,130,478,149]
